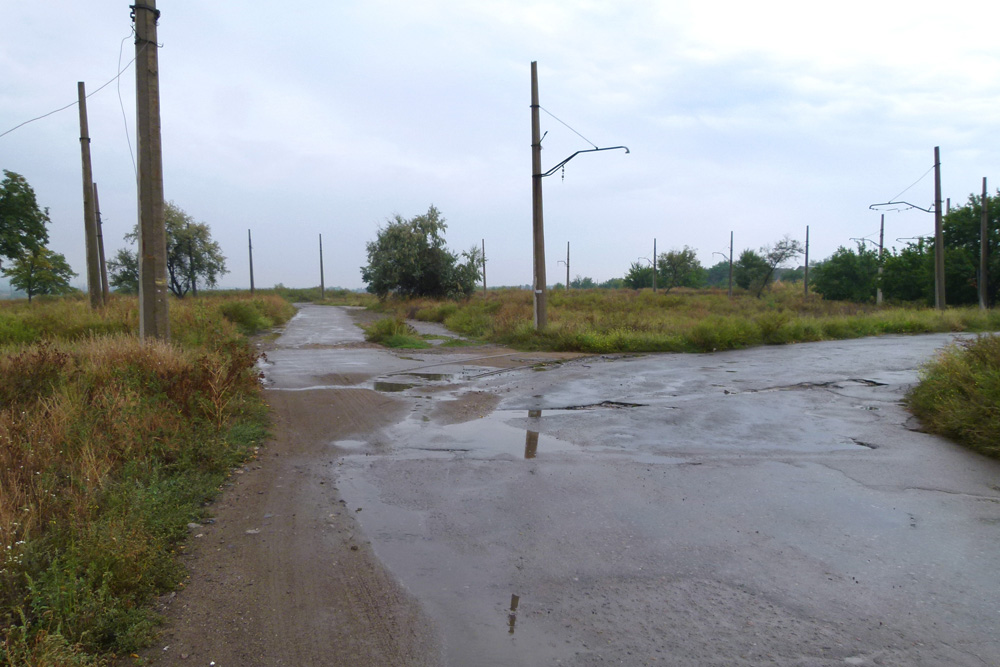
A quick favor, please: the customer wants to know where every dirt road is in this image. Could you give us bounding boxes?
[144,306,1000,666]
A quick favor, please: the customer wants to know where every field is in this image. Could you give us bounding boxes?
[0,293,294,665]
[376,285,1000,353]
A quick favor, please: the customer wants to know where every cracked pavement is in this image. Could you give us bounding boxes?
[274,307,1000,666]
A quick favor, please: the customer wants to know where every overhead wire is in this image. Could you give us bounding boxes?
[538,106,599,150]
[117,28,139,178]
[888,164,935,203]
[0,30,146,141]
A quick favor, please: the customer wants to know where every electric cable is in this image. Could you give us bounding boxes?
[0,33,146,141]
[538,106,598,149]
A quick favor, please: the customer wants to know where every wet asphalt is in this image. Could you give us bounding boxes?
[265,305,1000,666]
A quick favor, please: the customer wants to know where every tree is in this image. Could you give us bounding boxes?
[623,261,654,289]
[109,202,227,297]
[733,249,768,291]
[704,260,730,288]
[881,240,933,304]
[2,245,77,302]
[810,243,880,302]
[361,205,483,299]
[941,190,1000,306]
[735,237,803,297]
[0,170,50,272]
[108,247,139,294]
[570,275,597,289]
[656,246,704,293]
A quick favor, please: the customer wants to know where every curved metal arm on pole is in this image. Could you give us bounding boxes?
[868,200,934,213]
[541,146,630,178]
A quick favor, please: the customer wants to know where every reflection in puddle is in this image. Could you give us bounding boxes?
[508,593,520,634]
[374,381,418,392]
[402,372,451,381]
[524,409,541,459]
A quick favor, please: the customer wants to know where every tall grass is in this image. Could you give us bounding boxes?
[0,293,294,665]
[907,334,1000,458]
[373,286,1000,353]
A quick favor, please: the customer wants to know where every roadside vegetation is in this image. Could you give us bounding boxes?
[907,334,1000,458]
[371,284,1000,354]
[0,293,294,665]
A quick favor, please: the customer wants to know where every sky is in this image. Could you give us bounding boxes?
[2,1,1000,292]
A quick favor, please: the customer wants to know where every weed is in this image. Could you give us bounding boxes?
[907,334,1000,458]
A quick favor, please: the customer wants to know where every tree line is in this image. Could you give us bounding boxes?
[809,191,999,306]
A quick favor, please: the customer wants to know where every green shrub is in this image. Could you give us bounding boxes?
[907,334,1000,458]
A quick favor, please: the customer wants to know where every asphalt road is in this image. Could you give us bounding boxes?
[270,306,1000,667]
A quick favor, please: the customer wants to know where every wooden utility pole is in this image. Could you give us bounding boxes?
[319,233,325,300]
[933,146,945,310]
[727,231,734,298]
[77,82,103,308]
[980,177,989,310]
[248,229,255,295]
[530,61,548,329]
[93,182,110,303]
[481,238,487,295]
[652,238,657,292]
[803,225,809,297]
[134,0,169,338]
[877,214,885,305]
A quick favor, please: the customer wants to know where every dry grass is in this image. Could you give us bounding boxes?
[0,293,295,665]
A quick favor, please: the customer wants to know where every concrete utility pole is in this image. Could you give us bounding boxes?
[933,146,945,310]
[652,238,657,293]
[530,62,548,329]
[482,239,487,295]
[877,214,885,305]
[727,232,734,298]
[77,82,103,308]
[562,242,570,290]
[93,182,110,303]
[319,233,325,300]
[187,224,197,297]
[248,229,255,295]
[134,0,169,338]
[981,177,989,310]
[803,225,809,298]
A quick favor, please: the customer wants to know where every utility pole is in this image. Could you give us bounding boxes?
[187,223,197,297]
[134,0,169,339]
[877,214,885,305]
[248,229,255,295]
[652,238,657,292]
[319,233,325,300]
[77,82,103,309]
[93,182,110,303]
[727,231,734,298]
[530,61,548,329]
[981,177,989,310]
[482,238,487,295]
[933,146,945,310]
[803,225,809,298]
[564,242,570,290]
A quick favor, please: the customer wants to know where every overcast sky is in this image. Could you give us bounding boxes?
[3,1,1000,292]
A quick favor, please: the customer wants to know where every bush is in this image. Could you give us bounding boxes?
[907,334,1000,458]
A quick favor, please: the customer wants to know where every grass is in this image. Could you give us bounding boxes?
[0,293,295,665]
[370,285,1000,354]
[907,334,1000,458]
[362,317,430,349]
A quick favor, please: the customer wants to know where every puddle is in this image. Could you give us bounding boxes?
[374,381,418,393]
[400,372,451,381]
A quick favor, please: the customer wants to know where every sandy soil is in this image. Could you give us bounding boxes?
[137,386,443,666]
